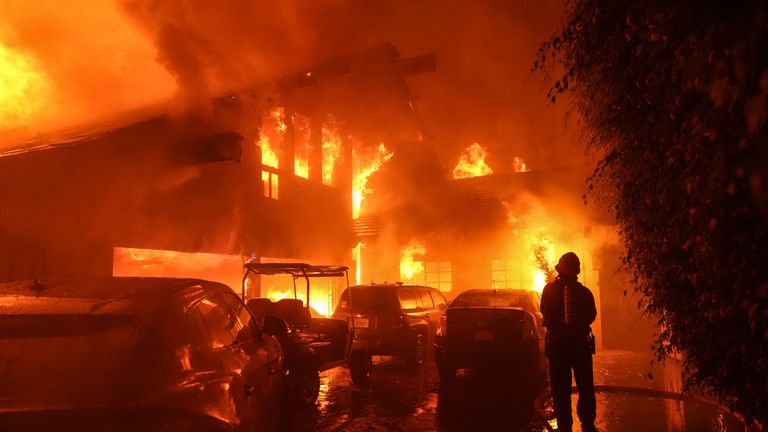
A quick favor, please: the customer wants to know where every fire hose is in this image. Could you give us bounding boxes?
[533,385,750,432]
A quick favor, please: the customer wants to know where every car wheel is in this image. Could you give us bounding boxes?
[349,350,372,384]
[407,331,427,369]
[289,365,320,406]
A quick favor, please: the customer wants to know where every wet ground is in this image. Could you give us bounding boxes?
[287,355,548,432]
[282,350,749,432]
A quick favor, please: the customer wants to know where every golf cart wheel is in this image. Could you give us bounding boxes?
[289,365,320,405]
[349,350,372,384]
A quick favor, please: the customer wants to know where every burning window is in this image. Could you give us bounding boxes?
[294,113,310,178]
[322,119,343,185]
[353,143,394,219]
[425,262,452,292]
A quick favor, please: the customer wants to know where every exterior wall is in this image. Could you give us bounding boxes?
[0,114,353,283]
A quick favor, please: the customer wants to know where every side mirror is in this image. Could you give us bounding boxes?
[263,316,288,337]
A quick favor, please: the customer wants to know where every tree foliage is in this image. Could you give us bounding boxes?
[537,0,768,425]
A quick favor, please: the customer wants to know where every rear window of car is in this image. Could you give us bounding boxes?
[451,291,535,311]
[336,286,399,312]
[398,288,419,310]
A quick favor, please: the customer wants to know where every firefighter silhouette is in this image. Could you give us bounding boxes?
[541,252,597,432]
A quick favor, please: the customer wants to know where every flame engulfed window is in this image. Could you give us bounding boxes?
[425,262,452,292]
[259,108,284,199]
[353,143,394,219]
[294,113,310,178]
[322,119,343,185]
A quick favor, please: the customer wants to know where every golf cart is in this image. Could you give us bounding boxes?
[241,261,368,404]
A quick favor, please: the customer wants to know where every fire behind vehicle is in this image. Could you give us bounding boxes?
[434,288,546,387]
[332,283,447,381]
[0,278,286,432]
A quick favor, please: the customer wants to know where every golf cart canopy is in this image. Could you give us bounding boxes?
[241,261,350,302]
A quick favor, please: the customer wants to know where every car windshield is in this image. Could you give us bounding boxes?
[451,291,535,311]
[336,286,399,312]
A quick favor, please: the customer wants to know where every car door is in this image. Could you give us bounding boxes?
[428,288,448,330]
[188,293,282,430]
[219,292,284,429]
[417,287,440,334]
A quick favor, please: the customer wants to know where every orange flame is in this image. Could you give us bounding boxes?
[294,113,310,178]
[513,157,529,173]
[0,41,52,129]
[452,143,493,179]
[264,283,333,318]
[352,143,394,219]
[322,123,342,185]
[400,240,426,282]
[259,108,284,168]
[529,232,556,293]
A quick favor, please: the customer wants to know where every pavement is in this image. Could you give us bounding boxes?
[539,350,748,432]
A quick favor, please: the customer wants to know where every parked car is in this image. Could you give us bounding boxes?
[434,288,546,387]
[0,277,287,432]
[332,283,448,381]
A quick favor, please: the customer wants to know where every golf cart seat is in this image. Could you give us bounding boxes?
[246,298,274,322]
[273,298,312,330]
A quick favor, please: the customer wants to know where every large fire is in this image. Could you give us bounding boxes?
[259,108,284,168]
[263,280,334,318]
[0,41,52,129]
[322,121,342,185]
[352,143,394,219]
[294,112,310,178]
[452,143,493,179]
[400,240,426,282]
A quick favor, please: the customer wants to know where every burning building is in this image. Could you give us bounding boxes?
[0,43,435,316]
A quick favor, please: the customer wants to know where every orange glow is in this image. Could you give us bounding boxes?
[352,242,363,285]
[452,143,493,179]
[352,143,394,219]
[259,108,285,168]
[513,156,529,173]
[400,240,426,282]
[294,113,310,178]
[322,122,342,185]
[112,247,244,293]
[0,41,52,129]
[263,280,333,318]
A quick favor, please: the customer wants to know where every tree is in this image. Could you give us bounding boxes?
[537,0,768,425]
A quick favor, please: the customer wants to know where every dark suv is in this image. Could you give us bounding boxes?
[332,283,447,379]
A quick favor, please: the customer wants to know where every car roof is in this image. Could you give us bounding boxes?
[349,283,434,290]
[458,288,533,296]
[0,277,232,316]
